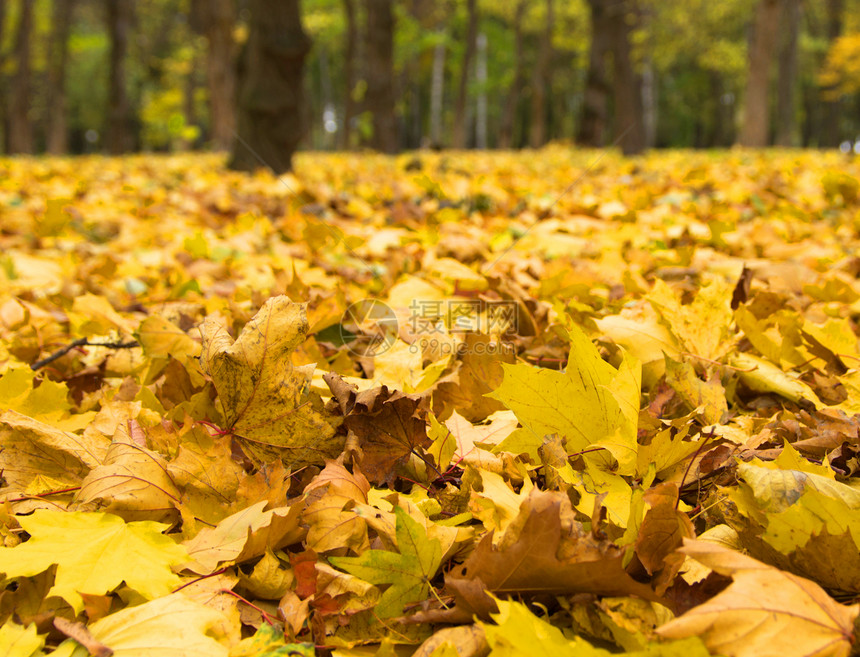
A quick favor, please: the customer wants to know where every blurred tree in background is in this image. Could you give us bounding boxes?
[229,0,309,172]
[0,0,858,164]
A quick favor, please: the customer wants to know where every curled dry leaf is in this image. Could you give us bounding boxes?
[412,624,489,657]
[302,458,371,553]
[634,482,695,593]
[657,540,859,657]
[325,372,431,485]
[416,490,661,624]
[73,419,180,524]
[183,499,305,575]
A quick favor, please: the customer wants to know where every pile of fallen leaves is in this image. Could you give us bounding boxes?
[2,147,860,656]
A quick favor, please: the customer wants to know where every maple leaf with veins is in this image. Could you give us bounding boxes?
[200,296,343,467]
[329,506,442,618]
[0,510,187,614]
[325,372,431,485]
[414,489,662,625]
[657,540,859,657]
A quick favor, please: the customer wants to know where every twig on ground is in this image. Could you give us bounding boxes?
[31,338,139,371]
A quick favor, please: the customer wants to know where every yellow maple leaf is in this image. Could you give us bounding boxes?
[0,510,186,613]
[0,621,44,657]
[489,322,640,475]
[200,296,342,466]
[49,593,230,657]
[657,540,858,657]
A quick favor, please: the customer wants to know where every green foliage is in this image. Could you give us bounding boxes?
[330,507,443,618]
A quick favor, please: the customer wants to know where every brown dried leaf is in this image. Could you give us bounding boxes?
[634,483,695,594]
[418,490,661,624]
[325,372,431,485]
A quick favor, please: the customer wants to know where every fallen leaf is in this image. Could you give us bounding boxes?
[595,301,681,389]
[0,621,45,657]
[411,624,488,657]
[49,592,230,657]
[0,367,93,431]
[648,278,734,362]
[229,624,314,657]
[0,510,186,613]
[166,423,247,533]
[183,499,305,574]
[730,352,820,409]
[663,358,727,425]
[479,598,711,657]
[488,322,641,475]
[480,597,606,657]
[727,457,860,591]
[330,506,443,618]
[201,297,342,466]
[434,333,515,422]
[302,459,371,553]
[423,490,661,624]
[73,419,180,523]
[634,483,695,593]
[657,540,859,657]
[326,373,432,485]
[0,410,108,492]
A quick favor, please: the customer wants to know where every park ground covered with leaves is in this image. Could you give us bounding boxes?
[3,148,860,656]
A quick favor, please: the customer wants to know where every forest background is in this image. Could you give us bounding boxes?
[2,0,860,163]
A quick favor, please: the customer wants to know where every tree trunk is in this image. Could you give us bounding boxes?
[775,0,799,146]
[499,0,525,149]
[229,0,311,173]
[0,1,6,66]
[475,32,487,149]
[529,0,554,148]
[739,0,782,147]
[46,0,74,154]
[339,0,357,149]
[194,0,236,151]
[0,0,6,152]
[819,0,843,147]
[429,32,445,147]
[607,0,646,155]
[365,0,397,153]
[8,0,33,154]
[641,59,656,148]
[106,0,133,154]
[578,0,610,147]
[452,0,477,149]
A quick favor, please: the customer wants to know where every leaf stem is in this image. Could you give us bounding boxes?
[171,567,230,593]
[5,486,81,503]
[219,589,280,626]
